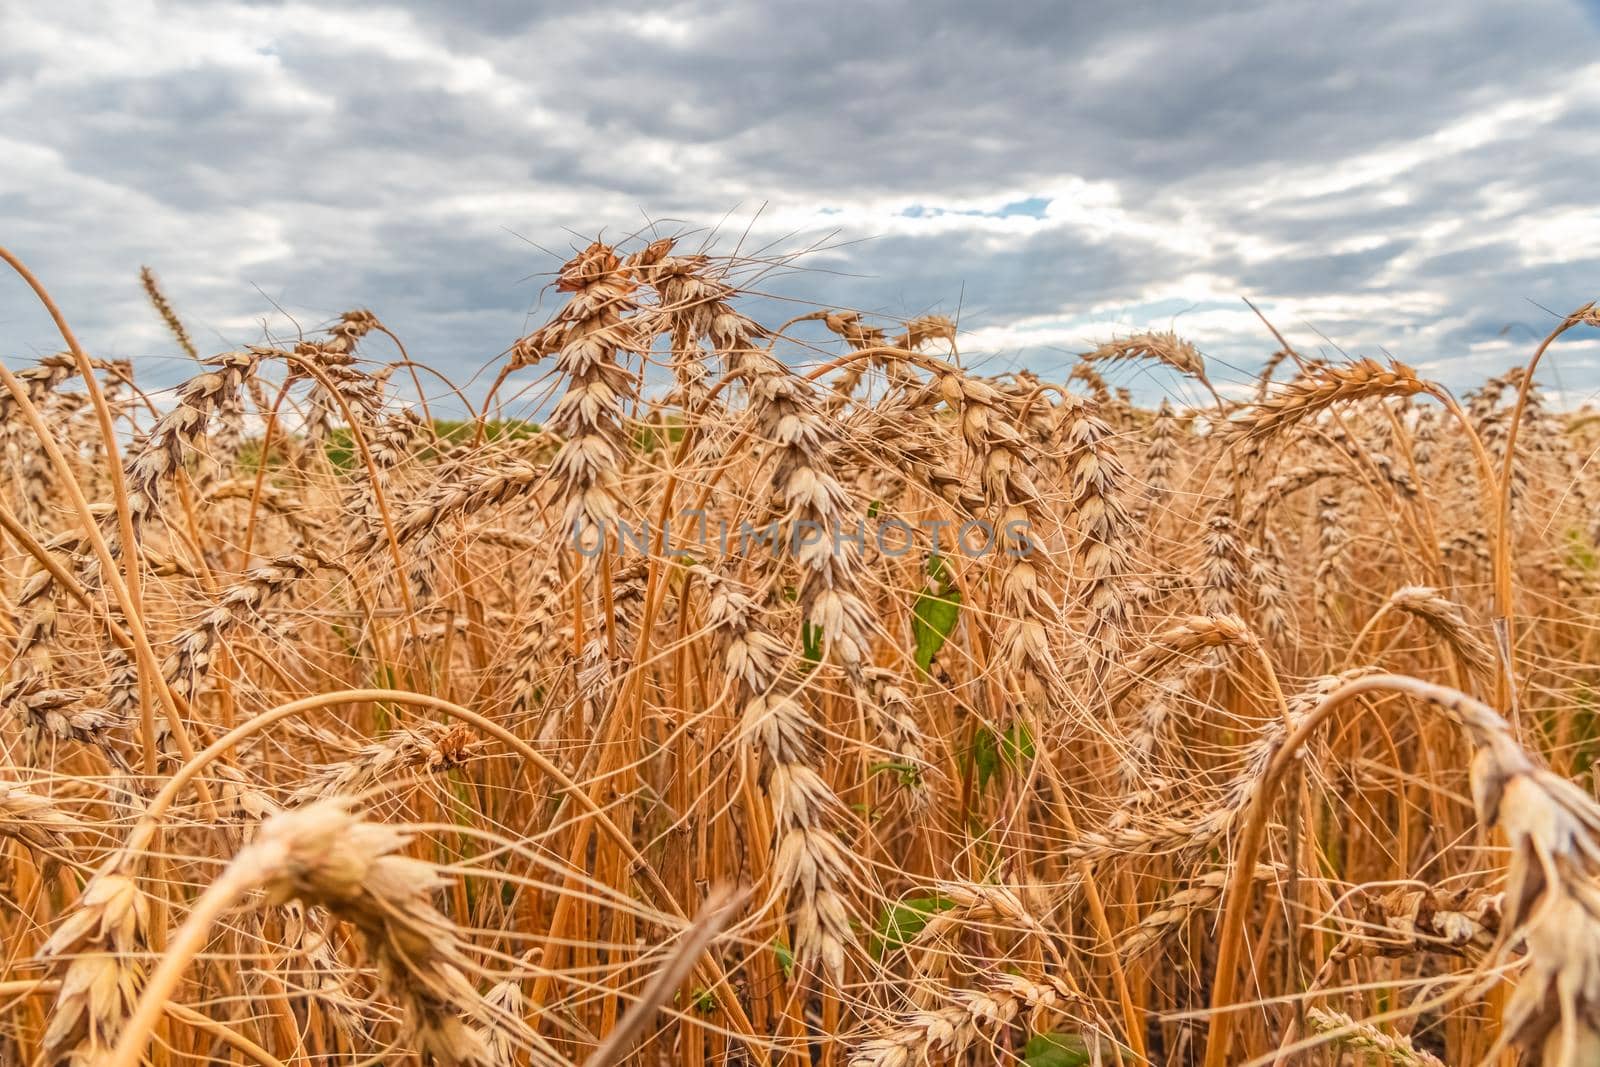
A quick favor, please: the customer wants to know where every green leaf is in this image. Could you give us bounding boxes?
[869,760,923,787]
[965,722,1036,792]
[911,555,961,672]
[773,938,795,979]
[969,726,1000,789]
[1566,527,1598,572]
[1003,722,1036,764]
[871,894,956,959]
[802,621,824,664]
[1024,1032,1091,1067]
[867,499,883,518]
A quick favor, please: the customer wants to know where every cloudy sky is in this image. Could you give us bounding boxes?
[2,0,1598,411]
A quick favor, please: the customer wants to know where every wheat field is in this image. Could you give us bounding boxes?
[0,238,1596,1066]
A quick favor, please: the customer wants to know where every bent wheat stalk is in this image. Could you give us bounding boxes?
[1205,672,1600,1067]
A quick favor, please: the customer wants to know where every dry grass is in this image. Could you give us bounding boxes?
[0,238,1597,1066]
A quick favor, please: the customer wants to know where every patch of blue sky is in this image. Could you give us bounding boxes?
[898,197,1053,220]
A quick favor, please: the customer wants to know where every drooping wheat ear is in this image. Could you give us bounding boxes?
[1469,749,1600,1062]
[10,543,64,672]
[752,720,858,977]
[752,735,857,979]
[287,723,480,806]
[0,352,79,428]
[514,241,641,547]
[196,374,247,495]
[479,969,530,1066]
[362,454,548,558]
[1112,612,1254,706]
[1143,398,1177,508]
[1385,585,1495,678]
[572,634,622,742]
[1120,863,1282,962]
[138,265,197,360]
[1083,330,1222,406]
[822,308,887,350]
[22,391,92,526]
[1323,422,1419,503]
[1312,675,1600,1063]
[1332,883,1501,963]
[40,873,151,1067]
[3,672,128,771]
[1084,330,1203,374]
[853,390,982,515]
[161,553,319,730]
[124,350,261,543]
[1068,359,1113,405]
[297,910,372,1050]
[895,313,956,354]
[1069,670,1374,865]
[1305,1009,1447,1067]
[819,308,890,405]
[249,801,511,1065]
[1114,616,1254,788]
[327,306,383,351]
[847,974,1096,1067]
[406,533,444,608]
[896,880,1062,1003]
[909,880,1055,953]
[100,645,143,766]
[1062,403,1134,663]
[103,800,538,1067]
[1242,464,1342,533]
[1254,347,1291,402]
[0,779,86,858]
[11,519,186,679]
[358,406,428,529]
[1222,358,1427,446]
[696,566,857,975]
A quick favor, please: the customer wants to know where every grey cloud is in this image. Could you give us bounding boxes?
[1,0,1597,408]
